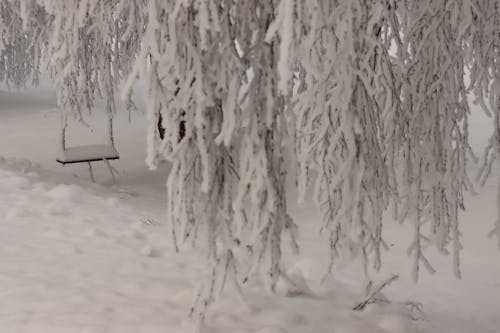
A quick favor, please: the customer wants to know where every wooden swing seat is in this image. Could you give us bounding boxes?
[56,144,119,165]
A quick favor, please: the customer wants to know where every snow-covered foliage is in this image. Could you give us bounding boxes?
[40,0,141,135]
[2,0,500,321]
[7,0,145,150]
[292,0,396,282]
[0,0,45,87]
[124,0,299,319]
[468,0,500,249]
[393,0,474,281]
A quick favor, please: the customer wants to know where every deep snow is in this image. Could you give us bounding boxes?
[0,86,499,332]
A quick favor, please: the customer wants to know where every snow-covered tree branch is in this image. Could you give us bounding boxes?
[0,0,45,87]
[1,0,500,322]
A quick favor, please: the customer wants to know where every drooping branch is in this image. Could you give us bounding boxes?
[395,0,474,280]
[293,0,396,279]
[0,0,46,88]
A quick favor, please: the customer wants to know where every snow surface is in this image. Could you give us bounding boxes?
[0,87,499,332]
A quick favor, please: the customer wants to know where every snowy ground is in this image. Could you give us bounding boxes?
[0,87,499,332]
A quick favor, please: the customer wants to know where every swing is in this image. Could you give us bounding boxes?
[56,111,119,183]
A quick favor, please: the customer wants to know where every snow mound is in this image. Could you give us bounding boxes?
[46,183,87,202]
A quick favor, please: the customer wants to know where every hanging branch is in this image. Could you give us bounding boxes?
[395,0,474,280]
[468,0,500,249]
[41,0,141,125]
[293,0,397,280]
[6,0,500,323]
[0,0,46,88]
[125,0,299,320]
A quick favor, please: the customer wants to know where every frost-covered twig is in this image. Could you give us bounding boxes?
[353,274,399,311]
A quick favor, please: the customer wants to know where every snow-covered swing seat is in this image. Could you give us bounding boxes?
[56,112,119,182]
